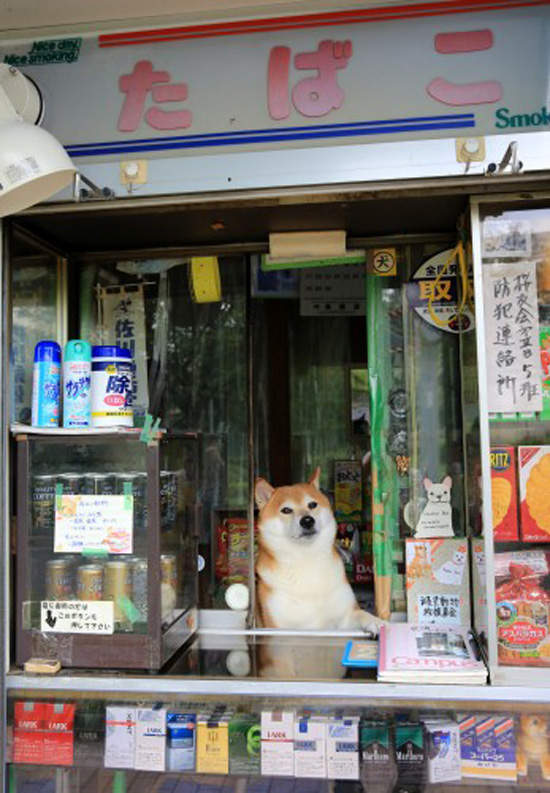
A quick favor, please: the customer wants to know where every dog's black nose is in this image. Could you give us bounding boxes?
[300,515,315,531]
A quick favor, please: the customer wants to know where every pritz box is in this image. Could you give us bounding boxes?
[326,716,359,780]
[294,715,327,778]
[13,702,46,765]
[166,712,196,771]
[490,447,519,541]
[104,706,136,769]
[43,703,75,766]
[519,446,550,542]
[261,710,295,777]
[135,706,166,772]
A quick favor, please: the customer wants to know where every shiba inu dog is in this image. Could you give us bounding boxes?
[254,468,383,633]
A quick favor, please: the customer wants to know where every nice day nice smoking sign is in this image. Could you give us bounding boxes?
[3,5,550,158]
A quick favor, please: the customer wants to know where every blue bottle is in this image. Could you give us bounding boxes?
[31,341,61,427]
[63,340,91,428]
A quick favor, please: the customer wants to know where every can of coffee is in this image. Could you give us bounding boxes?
[116,472,147,530]
[76,564,104,601]
[131,558,148,621]
[84,473,116,496]
[161,553,178,591]
[104,560,131,625]
[45,558,73,600]
[32,474,57,532]
[58,472,84,495]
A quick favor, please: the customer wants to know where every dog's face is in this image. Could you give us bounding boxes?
[255,467,336,553]
[424,476,452,503]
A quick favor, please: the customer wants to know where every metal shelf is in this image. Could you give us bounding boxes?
[7,671,550,706]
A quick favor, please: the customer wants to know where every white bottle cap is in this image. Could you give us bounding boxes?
[225,583,249,611]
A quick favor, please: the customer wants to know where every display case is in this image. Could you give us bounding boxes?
[472,194,550,686]
[15,430,200,671]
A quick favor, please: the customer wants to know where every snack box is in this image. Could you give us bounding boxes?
[261,710,295,777]
[490,446,519,541]
[334,460,362,522]
[519,446,550,542]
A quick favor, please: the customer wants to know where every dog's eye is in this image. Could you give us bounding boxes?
[308,501,318,509]
[281,507,293,514]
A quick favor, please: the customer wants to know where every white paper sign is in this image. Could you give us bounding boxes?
[484,260,542,413]
[41,600,114,634]
[417,594,461,625]
[434,549,467,587]
[54,494,133,554]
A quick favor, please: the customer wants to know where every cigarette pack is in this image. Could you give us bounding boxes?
[135,706,166,772]
[166,712,196,772]
[196,708,232,774]
[394,722,426,791]
[104,706,136,769]
[43,703,75,766]
[490,447,519,541]
[13,702,46,765]
[228,712,261,775]
[459,714,516,780]
[294,715,327,778]
[261,710,295,777]
[326,716,359,780]
[424,720,461,783]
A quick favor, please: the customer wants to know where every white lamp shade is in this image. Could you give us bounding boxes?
[0,119,75,217]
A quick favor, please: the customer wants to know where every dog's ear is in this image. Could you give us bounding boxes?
[308,466,321,490]
[255,478,274,509]
[442,475,452,490]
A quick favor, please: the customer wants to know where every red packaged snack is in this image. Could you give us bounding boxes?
[496,551,550,666]
[490,447,518,541]
[519,446,550,542]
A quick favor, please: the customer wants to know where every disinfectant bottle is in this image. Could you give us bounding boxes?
[32,341,61,427]
[63,340,92,428]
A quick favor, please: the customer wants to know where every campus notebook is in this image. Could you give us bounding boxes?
[377,624,487,684]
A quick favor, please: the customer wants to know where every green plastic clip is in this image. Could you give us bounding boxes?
[55,482,63,510]
[140,412,162,444]
[118,595,141,623]
[123,481,133,511]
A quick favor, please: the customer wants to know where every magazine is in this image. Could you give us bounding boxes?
[377,624,487,684]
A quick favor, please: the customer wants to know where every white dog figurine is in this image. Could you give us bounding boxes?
[254,467,384,634]
[414,475,454,538]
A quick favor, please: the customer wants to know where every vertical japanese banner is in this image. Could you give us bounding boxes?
[99,285,149,423]
[483,260,542,413]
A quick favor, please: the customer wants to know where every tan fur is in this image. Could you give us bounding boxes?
[517,715,550,779]
[254,469,384,633]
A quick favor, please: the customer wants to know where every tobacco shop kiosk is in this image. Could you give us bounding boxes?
[3,2,550,792]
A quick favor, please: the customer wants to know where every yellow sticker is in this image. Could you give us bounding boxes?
[370,248,397,276]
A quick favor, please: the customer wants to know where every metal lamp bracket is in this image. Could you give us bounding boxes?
[73,171,115,202]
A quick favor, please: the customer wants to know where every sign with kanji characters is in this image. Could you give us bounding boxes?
[54,494,133,554]
[417,593,462,625]
[370,248,397,276]
[98,284,148,424]
[40,600,114,634]
[483,260,543,413]
[2,6,550,160]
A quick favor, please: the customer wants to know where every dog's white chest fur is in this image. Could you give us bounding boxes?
[259,550,358,630]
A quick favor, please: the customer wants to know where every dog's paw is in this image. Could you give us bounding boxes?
[358,611,386,637]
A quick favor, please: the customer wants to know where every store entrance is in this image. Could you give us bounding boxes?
[7,186,473,672]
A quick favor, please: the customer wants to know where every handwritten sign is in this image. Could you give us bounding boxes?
[417,593,461,626]
[54,494,133,554]
[483,261,542,413]
[40,600,114,634]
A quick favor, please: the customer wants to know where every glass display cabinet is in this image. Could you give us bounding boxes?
[472,194,550,687]
[15,430,200,670]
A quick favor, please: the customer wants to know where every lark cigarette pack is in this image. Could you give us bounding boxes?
[14,702,75,766]
[326,716,359,780]
[294,715,327,778]
[261,710,295,777]
[135,707,166,772]
[104,706,136,769]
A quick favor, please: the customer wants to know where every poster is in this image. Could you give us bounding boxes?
[54,494,133,554]
[99,284,149,423]
[483,260,542,413]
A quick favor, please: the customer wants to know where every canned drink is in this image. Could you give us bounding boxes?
[46,558,72,600]
[32,474,56,532]
[76,564,103,601]
[58,472,84,495]
[160,471,177,527]
[131,558,148,621]
[104,560,131,625]
[116,472,147,530]
[84,473,116,496]
[161,553,178,591]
